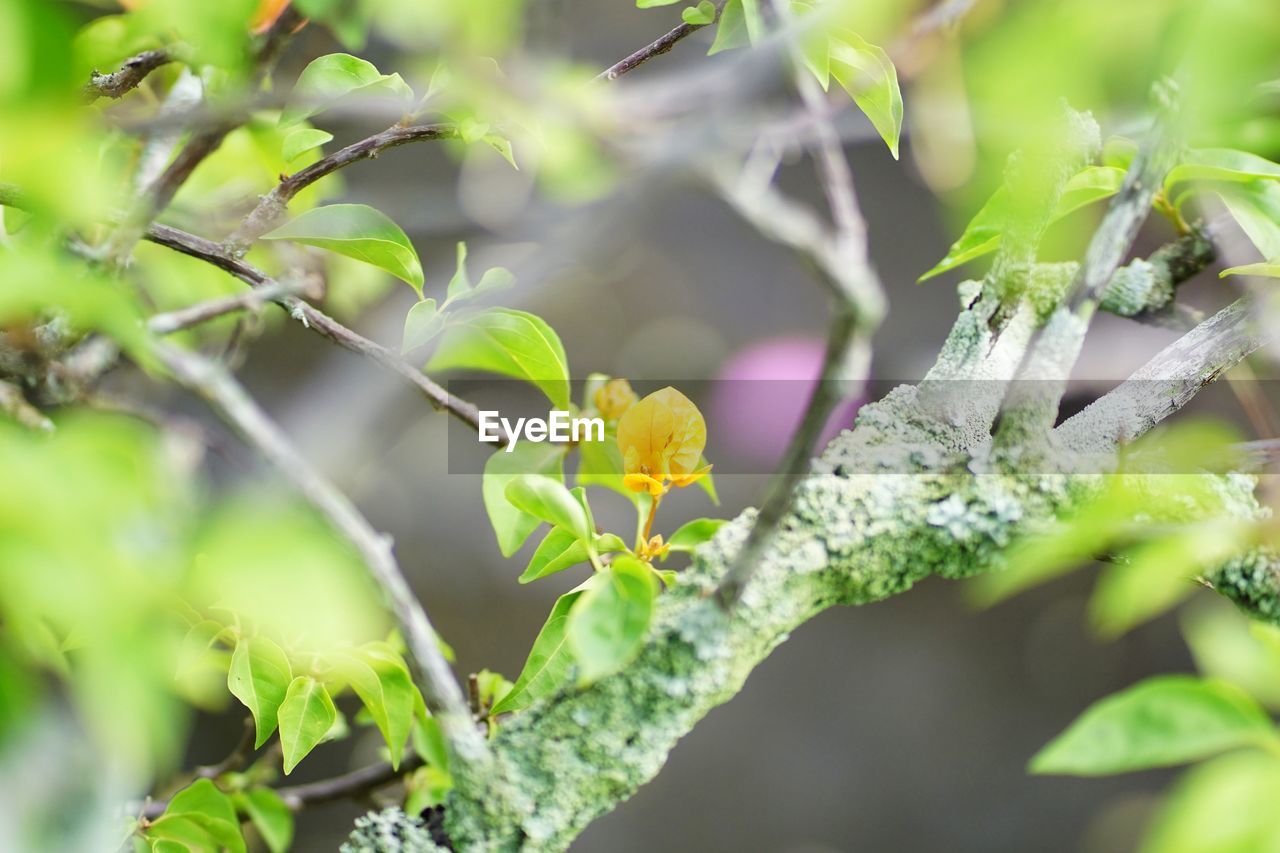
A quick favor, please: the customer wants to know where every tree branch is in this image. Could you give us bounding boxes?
[595,2,725,82]
[147,278,307,335]
[152,342,485,764]
[226,123,458,251]
[1055,298,1273,452]
[144,223,491,437]
[85,49,174,102]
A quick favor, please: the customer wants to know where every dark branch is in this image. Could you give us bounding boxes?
[595,3,725,82]
[227,123,458,250]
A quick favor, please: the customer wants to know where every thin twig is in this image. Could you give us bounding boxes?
[147,278,307,335]
[195,717,257,780]
[138,753,426,819]
[85,49,174,102]
[715,5,885,609]
[145,223,491,437]
[153,341,480,753]
[226,123,458,251]
[101,9,303,264]
[595,2,726,82]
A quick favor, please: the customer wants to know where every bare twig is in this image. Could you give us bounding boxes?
[226,123,458,251]
[145,224,492,437]
[596,2,726,82]
[85,49,174,102]
[147,278,307,335]
[101,9,303,264]
[715,4,885,609]
[194,717,257,781]
[153,341,482,761]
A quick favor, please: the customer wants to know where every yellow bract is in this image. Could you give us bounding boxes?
[616,386,711,497]
[594,377,638,420]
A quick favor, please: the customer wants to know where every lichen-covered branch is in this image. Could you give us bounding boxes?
[84,49,174,102]
[440,266,1275,849]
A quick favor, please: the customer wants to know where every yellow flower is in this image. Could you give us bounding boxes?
[594,378,638,421]
[617,387,711,496]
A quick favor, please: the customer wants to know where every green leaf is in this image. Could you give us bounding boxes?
[489,586,587,716]
[262,203,424,293]
[505,475,592,542]
[1222,262,1280,278]
[337,649,415,768]
[281,127,334,164]
[426,308,570,408]
[483,441,566,557]
[682,1,717,25]
[163,779,246,853]
[520,527,589,584]
[1141,752,1280,853]
[1088,521,1246,638]
[694,456,719,504]
[1182,599,1280,711]
[146,816,219,852]
[482,134,519,169]
[227,637,292,748]
[280,53,409,126]
[1030,676,1279,776]
[446,242,472,303]
[278,676,338,774]
[666,517,726,553]
[709,0,750,55]
[1165,148,1280,194]
[566,555,657,683]
[1056,165,1126,219]
[402,298,443,353]
[829,30,903,159]
[919,166,1124,282]
[739,0,764,42]
[918,189,1006,282]
[234,788,294,853]
[1216,181,1280,265]
[637,0,681,7]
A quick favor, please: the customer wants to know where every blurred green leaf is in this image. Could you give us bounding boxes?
[281,53,411,126]
[1222,262,1280,278]
[637,0,681,7]
[1182,599,1280,711]
[1215,181,1280,270]
[566,555,657,683]
[829,30,903,159]
[1030,676,1279,776]
[282,127,334,164]
[1165,148,1280,194]
[1088,521,1247,638]
[489,585,588,716]
[920,166,1124,281]
[1140,752,1280,853]
[483,441,566,557]
[159,779,246,853]
[233,788,293,853]
[278,676,337,774]
[443,242,515,306]
[709,0,751,54]
[227,636,292,748]
[682,1,717,25]
[666,518,726,554]
[505,475,592,543]
[262,203,424,293]
[426,308,570,408]
[401,298,442,353]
